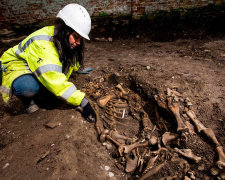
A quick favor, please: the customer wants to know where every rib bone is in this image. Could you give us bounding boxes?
[141,112,153,130]
[174,148,201,163]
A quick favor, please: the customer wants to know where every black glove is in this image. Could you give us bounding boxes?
[82,101,96,123]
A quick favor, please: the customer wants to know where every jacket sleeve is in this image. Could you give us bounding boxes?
[24,41,85,106]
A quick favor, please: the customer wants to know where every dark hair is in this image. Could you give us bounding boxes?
[53,18,84,74]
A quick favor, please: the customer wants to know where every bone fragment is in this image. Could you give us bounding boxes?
[140,160,167,180]
[118,141,149,156]
[125,150,138,173]
[143,154,158,174]
[155,106,168,131]
[216,146,225,169]
[154,95,169,110]
[149,135,158,146]
[162,132,178,146]
[210,166,219,176]
[174,148,201,163]
[97,94,116,108]
[116,84,128,95]
[99,129,110,142]
[219,171,225,179]
[141,112,153,130]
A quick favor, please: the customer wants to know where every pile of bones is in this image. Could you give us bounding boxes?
[82,80,225,180]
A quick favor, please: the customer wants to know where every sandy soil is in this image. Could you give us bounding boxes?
[0,36,225,179]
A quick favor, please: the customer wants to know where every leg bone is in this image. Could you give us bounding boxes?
[174,148,201,163]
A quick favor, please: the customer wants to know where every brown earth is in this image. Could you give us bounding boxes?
[0,35,225,179]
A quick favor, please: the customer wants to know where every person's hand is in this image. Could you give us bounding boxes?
[82,102,96,122]
[80,98,96,123]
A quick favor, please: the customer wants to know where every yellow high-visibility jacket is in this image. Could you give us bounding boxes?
[0,26,85,106]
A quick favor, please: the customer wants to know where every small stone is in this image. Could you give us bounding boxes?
[65,134,70,139]
[109,172,114,177]
[3,163,9,169]
[71,115,74,119]
[44,121,58,129]
[105,166,110,171]
[146,66,150,70]
[136,35,140,38]
[99,77,104,83]
[105,143,112,150]
[198,163,205,171]
[108,37,113,42]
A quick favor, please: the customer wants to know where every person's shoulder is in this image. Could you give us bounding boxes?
[37,26,55,36]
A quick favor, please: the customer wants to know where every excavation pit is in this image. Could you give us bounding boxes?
[82,73,225,179]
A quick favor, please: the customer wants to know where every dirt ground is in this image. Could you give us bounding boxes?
[0,34,225,179]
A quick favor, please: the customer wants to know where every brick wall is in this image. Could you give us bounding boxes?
[0,0,222,25]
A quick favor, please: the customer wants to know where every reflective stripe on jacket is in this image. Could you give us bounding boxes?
[0,26,84,106]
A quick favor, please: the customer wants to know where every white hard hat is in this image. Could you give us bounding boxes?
[57,4,91,40]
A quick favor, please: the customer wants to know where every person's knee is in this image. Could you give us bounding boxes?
[12,74,40,98]
[23,85,39,98]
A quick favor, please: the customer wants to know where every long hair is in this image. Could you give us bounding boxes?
[53,18,84,74]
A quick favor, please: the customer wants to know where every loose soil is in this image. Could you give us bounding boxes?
[0,35,225,179]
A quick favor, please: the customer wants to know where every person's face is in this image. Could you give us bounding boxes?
[69,32,82,49]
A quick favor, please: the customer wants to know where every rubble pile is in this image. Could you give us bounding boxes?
[82,78,225,179]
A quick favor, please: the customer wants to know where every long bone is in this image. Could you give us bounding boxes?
[174,148,201,163]
[185,109,220,145]
[185,108,225,168]
[109,130,132,143]
[118,141,149,156]
[93,104,104,135]
[167,98,188,132]
[216,146,225,169]
[125,149,138,173]
[140,160,167,180]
